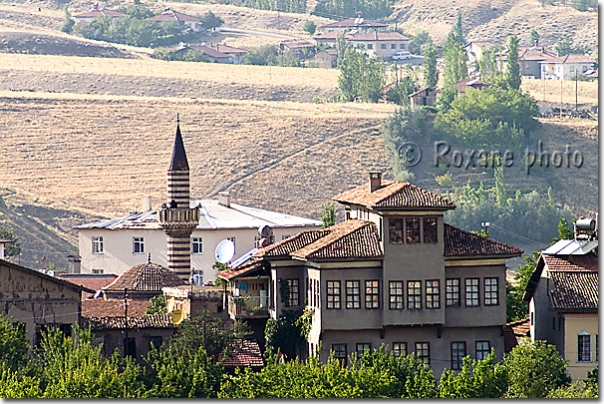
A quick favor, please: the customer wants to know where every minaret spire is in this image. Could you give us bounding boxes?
[159,117,200,283]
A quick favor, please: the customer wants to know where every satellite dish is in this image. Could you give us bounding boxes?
[171,309,184,325]
[215,239,235,264]
[258,225,273,239]
[47,270,55,277]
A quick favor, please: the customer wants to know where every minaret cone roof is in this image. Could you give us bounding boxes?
[168,123,189,171]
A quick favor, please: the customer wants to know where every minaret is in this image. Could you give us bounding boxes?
[159,116,200,282]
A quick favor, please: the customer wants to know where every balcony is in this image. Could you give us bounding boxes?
[228,295,270,319]
[158,208,200,232]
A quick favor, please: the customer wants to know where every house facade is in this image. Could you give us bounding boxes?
[150,8,201,32]
[464,41,496,64]
[317,13,387,35]
[523,226,598,381]
[540,54,595,80]
[409,87,437,107]
[0,259,93,345]
[313,31,410,59]
[218,173,522,376]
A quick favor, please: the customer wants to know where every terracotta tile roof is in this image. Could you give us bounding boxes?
[218,339,264,368]
[281,39,315,49]
[212,44,247,54]
[347,31,409,42]
[82,313,175,330]
[504,318,531,352]
[218,262,268,281]
[452,77,491,93]
[74,8,127,18]
[444,224,523,258]
[151,9,199,22]
[177,45,231,59]
[60,274,118,293]
[508,317,530,337]
[543,255,598,272]
[255,229,330,259]
[538,54,595,65]
[503,326,519,353]
[409,87,436,97]
[549,271,598,312]
[82,298,151,318]
[333,180,455,211]
[319,18,387,29]
[291,220,383,262]
[103,262,185,292]
[519,47,558,61]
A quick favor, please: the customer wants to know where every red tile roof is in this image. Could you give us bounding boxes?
[518,47,558,61]
[257,229,330,259]
[347,31,409,42]
[504,318,531,352]
[82,298,151,318]
[212,44,247,54]
[508,317,530,336]
[319,18,387,29]
[60,274,118,293]
[333,180,455,211]
[218,262,267,281]
[549,271,598,312]
[103,262,185,292]
[82,313,175,330]
[538,54,595,65]
[175,45,231,59]
[281,39,315,49]
[452,77,491,93]
[150,9,199,22]
[444,224,523,258]
[218,339,264,368]
[543,255,598,272]
[74,7,127,18]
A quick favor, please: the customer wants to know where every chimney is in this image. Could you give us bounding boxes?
[141,196,152,211]
[357,11,362,18]
[67,255,81,274]
[218,191,231,208]
[369,172,382,193]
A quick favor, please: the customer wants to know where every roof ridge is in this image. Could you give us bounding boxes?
[444,223,522,252]
[292,220,373,258]
[371,181,409,205]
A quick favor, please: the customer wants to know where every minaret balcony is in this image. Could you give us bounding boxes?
[158,208,200,229]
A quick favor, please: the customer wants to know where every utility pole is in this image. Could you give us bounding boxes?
[559,78,563,118]
[575,73,578,111]
[124,287,129,356]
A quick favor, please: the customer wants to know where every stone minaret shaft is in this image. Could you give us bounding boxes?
[159,120,200,282]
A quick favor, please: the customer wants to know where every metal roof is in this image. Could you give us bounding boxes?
[229,247,260,269]
[542,239,598,256]
[76,200,321,231]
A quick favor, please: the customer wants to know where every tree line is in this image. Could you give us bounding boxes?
[241,0,308,14]
[0,313,596,398]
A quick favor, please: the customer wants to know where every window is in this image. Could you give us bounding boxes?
[133,237,144,254]
[315,279,320,309]
[367,44,373,49]
[425,280,440,309]
[578,333,591,362]
[423,218,438,243]
[150,336,163,349]
[124,337,136,357]
[405,218,420,243]
[282,234,291,240]
[451,342,466,370]
[391,43,396,49]
[346,281,360,309]
[530,311,534,325]
[192,237,203,254]
[333,344,347,364]
[465,278,479,306]
[389,219,403,243]
[327,281,341,309]
[389,281,404,310]
[415,342,430,364]
[400,43,406,49]
[365,280,379,309]
[92,269,104,274]
[92,236,104,253]
[596,335,599,362]
[446,279,460,306]
[484,278,498,306]
[287,279,299,307]
[407,281,422,309]
[475,341,490,360]
[357,343,371,358]
[381,44,387,49]
[393,342,407,357]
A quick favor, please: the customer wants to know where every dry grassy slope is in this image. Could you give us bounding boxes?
[392,0,597,49]
[0,94,394,220]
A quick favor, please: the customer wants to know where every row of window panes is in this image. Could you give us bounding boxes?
[578,333,598,362]
[326,280,380,309]
[362,43,407,50]
[389,218,437,244]
[331,340,491,368]
[446,278,499,307]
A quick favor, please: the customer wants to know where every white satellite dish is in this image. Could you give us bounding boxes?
[215,239,235,264]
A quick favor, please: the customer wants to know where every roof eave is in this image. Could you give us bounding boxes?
[445,253,522,260]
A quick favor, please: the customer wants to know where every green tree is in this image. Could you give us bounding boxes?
[303,19,316,35]
[199,11,224,31]
[554,36,591,56]
[337,46,365,101]
[146,293,167,315]
[438,350,507,398]
[0,316,30,371]
[386,76,415,106]
[442,32,468,86]
[453,9,464,43]
[423,45,438,88]
[61,5,75,34]
[503,338,571,398]
[407,29,433,55]
[182,50,207,62]
[116,6,154,19]
[505,35,521,90]
[335,31,347,63]
[530,29,540,46]
[320,202,336,228]
[264,309,307,360]
[0,226,21,259]
[361,57,386,102]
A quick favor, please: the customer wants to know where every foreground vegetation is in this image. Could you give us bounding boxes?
[0,315,596,398]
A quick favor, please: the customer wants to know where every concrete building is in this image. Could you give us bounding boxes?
[539,54,596,81]
[523,220,598,381]
[313,31,410,59]
[218,173,523,376]
[0,259,93,345]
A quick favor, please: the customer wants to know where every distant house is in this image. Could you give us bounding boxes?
[539,54,595,81]
[0,259,94,345]
[280,39,316,58]
[317,12,387,35]
[72,3,126,24]
[409,87,437,107]
[173,44,232,63]
[218,339,264,373]
[314,48,338,68]
[162,285,229,323]
[464,41,497,64]
[313,31,411,59]
[150,8,201,32]
[499,46,558,79]
[210,44,247,64]
[523,219,598,381]
[451,77,491,94]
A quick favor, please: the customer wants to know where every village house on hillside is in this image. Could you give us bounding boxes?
[75,122,321,282]
[313,31,410,59]
[72,3,126,24]
[316,12,387,35]
[150,8,202,32]
[218,173,523,377]
[173,43,247,64]
[523,218,598,381]
[539,54,596,81]
[0,259,94,345]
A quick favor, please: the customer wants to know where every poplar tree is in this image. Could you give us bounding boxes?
[423,45,438,88]
[505,35,521,90]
